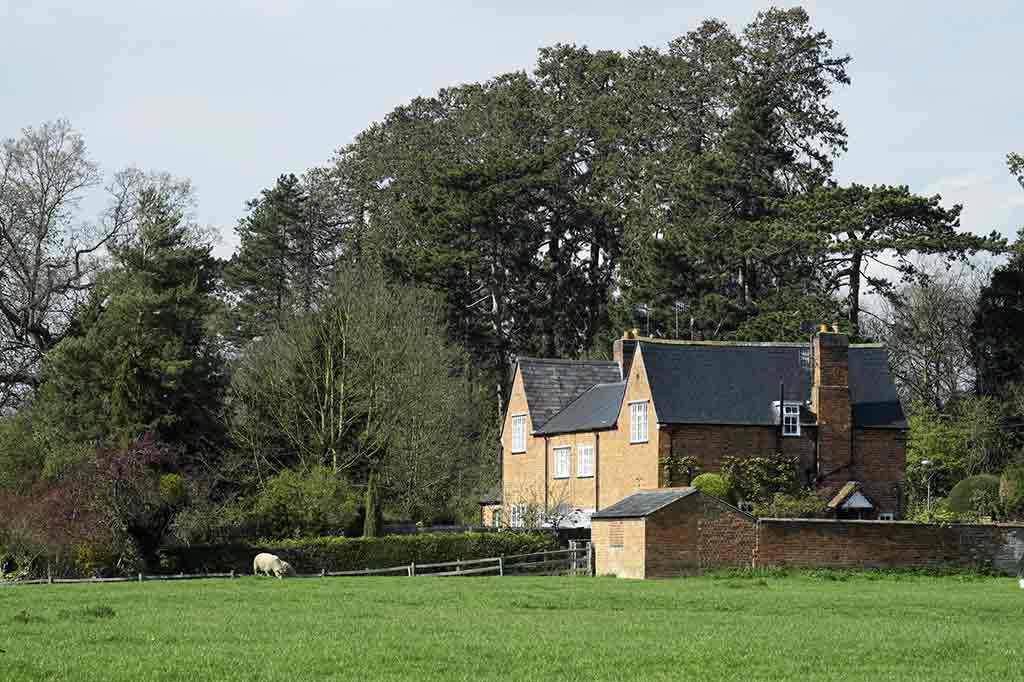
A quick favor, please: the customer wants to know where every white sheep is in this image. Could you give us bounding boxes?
[252,552,296,579]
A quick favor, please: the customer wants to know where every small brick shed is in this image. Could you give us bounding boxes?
[590,488,755,579]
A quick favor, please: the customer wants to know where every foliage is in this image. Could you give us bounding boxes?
[721,454,799,504]
[946,475,1001,517]
[159,531,557,575]
[250,466,360,539]
[972,242,1024,397]
[691,473,730,500]
[999,462,1024,517]
[906,397,1013,502]
[753,489,825,518]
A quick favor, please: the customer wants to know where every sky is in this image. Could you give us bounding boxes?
[2,1,1021,259]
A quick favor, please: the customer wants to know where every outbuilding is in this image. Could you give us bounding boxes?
[590,487,755,579]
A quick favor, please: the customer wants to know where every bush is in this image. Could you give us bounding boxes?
[159,531,558,575]
[753,489,824,518]
[692,473,730,499]
[251,466,361,539]
[721,454,798,504]
[1000,463,1024,517]
[946,475,1000,516]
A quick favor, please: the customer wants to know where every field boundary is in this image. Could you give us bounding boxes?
[1,545,593,586]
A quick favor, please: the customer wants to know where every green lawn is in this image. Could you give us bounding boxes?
[2,572,1022,681]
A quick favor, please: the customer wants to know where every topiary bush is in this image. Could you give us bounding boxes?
[159,531,558,575]
[753,488,825,518]
[946,474,1000,516]
[692,473,730,500]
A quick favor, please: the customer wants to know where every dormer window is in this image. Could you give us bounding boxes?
[782,403,800,436]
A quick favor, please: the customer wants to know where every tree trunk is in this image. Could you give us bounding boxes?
[848,249,863,332]
[362,468,383,537]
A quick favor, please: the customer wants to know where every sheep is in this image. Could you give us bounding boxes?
[252,552,296,579]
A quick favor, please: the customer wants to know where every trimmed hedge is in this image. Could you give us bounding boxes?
[692,473,730,500]
[159,531,558,575]
[947,475,1000,515]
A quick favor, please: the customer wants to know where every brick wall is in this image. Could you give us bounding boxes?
[852,429,906,515]
[697,496,756,570]
[755,519,1024,574]
[662,424,816,486]
[644,494,700,576]
[813,332,852,487]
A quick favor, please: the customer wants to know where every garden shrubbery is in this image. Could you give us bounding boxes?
[946,474,1000,516]
[159,531,558,575]
[691,473,731,500]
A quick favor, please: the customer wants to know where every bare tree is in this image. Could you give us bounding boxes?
[866,258,992,412]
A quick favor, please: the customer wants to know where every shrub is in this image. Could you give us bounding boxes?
[159,531,558,575]
[251,466,360,539]
[1000,463,1024,517]
[721,454,798,504]
[753,488,825,518]
[692,473,730,499]
[946,475,1000,516]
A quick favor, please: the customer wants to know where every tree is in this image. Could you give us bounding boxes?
[1009,153,1023,189]
[972,242,1024,397]
[777,184,1003,332]
[31,174,224,472]
[228,265,491,534]
[867,260,989,411]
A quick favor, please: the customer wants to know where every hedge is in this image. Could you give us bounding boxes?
[159,531,559,575]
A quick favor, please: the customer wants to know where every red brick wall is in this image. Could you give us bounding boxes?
[644,494,700,577]
[662,424,816,486]
[852,429,906,515]
[696,496,756,570]
[813,333,852,486]
[755,519,1024,574]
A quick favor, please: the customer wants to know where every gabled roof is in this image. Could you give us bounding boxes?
[827,481,875,510]
[517,358,621,431]
[638,341,906,429]
[534,382,626,436]
[591,488,697,519]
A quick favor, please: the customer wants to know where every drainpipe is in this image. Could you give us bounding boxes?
[594,432,600,512]
[543,435,549,518]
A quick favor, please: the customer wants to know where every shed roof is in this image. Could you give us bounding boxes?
[533,382,626,435]
[591,488,697,519]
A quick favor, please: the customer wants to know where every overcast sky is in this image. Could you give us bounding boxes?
[3,1,1021,258]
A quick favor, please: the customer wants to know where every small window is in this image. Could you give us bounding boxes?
[577,444,594,478]
[553,447,571,479]
[511,414,527,453]
[878,512,895,521]
[491,509,502,528]
[737,500,755,513]
[630,401,649,444]
[509,503,527,528]
[782,403,800,436]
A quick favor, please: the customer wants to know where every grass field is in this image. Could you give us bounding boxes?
[2,572,1022,681]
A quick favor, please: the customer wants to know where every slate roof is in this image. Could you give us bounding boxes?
[517,358,621,431]
[591,488,697,519]
[639,341,906,429]
[534,382,626,436]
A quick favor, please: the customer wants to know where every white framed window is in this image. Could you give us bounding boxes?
[629,401,649,444]
[553,447,571,479]
[577,444,594,478]
[782,403,800,436]
[878,512,895,521]
[491,509,502,528]
[509,503,527,528]
[510,414,527,453]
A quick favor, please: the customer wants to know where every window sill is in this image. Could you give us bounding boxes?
[576,474,594,479]
[510,449,526,455]
[552,475,569,480]
[630,439,649,445]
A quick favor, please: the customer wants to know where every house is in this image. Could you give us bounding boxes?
[482,328,907,528]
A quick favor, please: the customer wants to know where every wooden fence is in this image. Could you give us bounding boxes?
[1,545,592,586]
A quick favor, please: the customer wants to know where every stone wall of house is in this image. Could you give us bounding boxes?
[755,519,1024,574]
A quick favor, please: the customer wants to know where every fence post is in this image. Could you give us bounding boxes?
[320,569,326,578]
[138,573,143,583]
[498,557,504,577]
[47,563,52,585]
[230,570,235,579]
[586,541,593,576]
[457,559,462,574]
[410,562,416,577]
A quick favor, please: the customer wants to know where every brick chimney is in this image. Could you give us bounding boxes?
[813,330,851,483]
[613,334,638,380]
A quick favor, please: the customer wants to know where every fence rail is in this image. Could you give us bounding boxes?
[1,544,592,586]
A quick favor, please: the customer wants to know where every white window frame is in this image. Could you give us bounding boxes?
[491,508,502,528]
[509,503,527,528]
[878,512,895,521]
[781,402,800,437]
[510,414,527,453]
[577,444,594,478]
[629,400,649,444]
[553,447,571,479]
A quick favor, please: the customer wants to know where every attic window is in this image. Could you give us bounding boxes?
[511,415,527,453]
[773,401,801,437]
[629,401,649,444]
